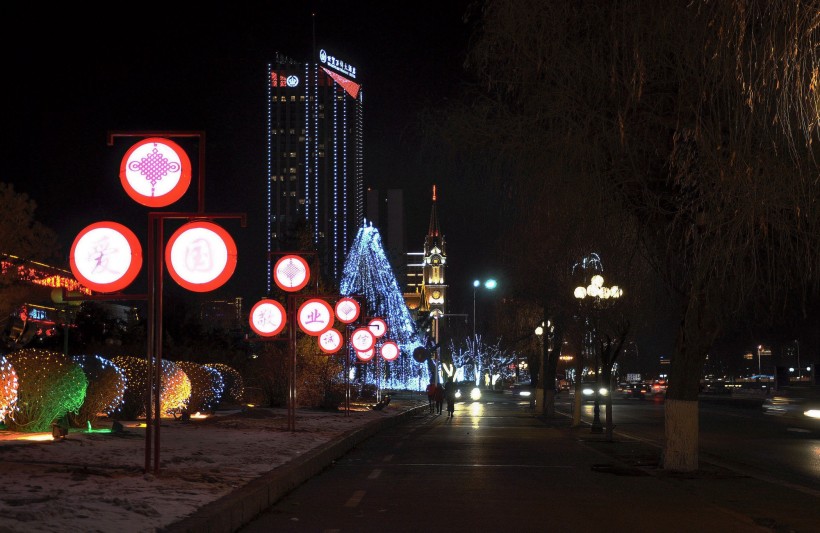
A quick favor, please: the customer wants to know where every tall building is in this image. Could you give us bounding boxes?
[365,188,405,276]
[266,50,364,291]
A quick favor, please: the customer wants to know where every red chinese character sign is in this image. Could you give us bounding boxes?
[70,221,143,293]
[334,297,360,324]
[351,327,375,352]
[318,328,343,354]
[165,220,237,292]
[249,299,286,337]
[274,255,310,292]
[381,341,399,361]
[356,348,375,362]
[297,298,334,336]
[120,137,192,207]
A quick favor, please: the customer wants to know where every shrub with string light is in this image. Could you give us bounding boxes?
[111,356,192,419]
[69,354,127,428]
[4,348,87,432]
[204,363,243,404]
[175,361,224,413]
[0,355,19,424]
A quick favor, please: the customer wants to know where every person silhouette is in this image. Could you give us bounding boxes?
[444,377,456,417]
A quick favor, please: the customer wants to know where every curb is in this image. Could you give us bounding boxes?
[160,404,427,533]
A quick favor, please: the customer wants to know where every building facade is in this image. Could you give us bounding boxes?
[266,50,364,290]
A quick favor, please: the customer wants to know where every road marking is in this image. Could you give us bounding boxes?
[368,469,382,479]
[344,490,366,507]
[383,454,394,462]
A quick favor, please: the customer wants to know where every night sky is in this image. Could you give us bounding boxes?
[6,2,484,313]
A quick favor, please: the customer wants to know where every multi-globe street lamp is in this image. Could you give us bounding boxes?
[473,279,497,386]
[574,272,623,434]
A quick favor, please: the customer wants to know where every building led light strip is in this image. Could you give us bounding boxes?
[333,92,339,279]
[266,63,273,294]
[341,94,348,280]
[312,62,319,245]
[303,62,311,230]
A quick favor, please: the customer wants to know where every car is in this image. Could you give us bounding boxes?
[623,382,650,400]
[650,380,668,396]
[509,382,533,399]
[762,387,820,432]
[580,382,609,402]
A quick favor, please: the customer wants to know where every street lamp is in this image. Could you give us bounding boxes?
[472,279,497,387]
[574,272,623,434]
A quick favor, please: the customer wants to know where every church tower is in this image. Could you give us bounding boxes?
[420,185,446,318]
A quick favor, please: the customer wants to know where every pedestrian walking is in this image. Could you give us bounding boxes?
[426,380,436,413]
[433,382,445,414]
[444,378,456,417]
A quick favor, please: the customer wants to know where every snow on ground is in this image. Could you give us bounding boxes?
[0,398,420,533]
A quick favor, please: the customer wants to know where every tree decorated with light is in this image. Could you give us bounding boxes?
[339,222,426,388]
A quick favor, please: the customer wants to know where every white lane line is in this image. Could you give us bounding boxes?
[367,469,382,479]
[344,490,366,507]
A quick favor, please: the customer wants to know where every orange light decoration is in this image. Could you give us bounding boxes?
[160,361,191,417]
[4,349,88,432]
[111,356,192,419]
[203,363,244,404]
[175,361,224,413]
[1,254,91,295]
[0,355,19,424]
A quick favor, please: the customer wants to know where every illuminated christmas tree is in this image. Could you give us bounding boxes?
[339,221,426,389]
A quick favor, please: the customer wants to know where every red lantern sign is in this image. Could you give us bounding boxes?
[165,220,237,292]
[274,255,310,292]
[381,341,399,361]
[297,298,333,336]
[356,348,375,362]
[334,297,360,324]
[249,299,286,337]
[70,221,142,293]
[350,327,375,352]
[318,328,343,354]
[120,137,192,207]
[368,317,387,338]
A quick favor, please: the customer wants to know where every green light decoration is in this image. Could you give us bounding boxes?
[4,348,88,432]
[111,356,192,419]
[0,355,19,424]
[69,355,127,429]
[175,361,224,413]
[203,363,244,404]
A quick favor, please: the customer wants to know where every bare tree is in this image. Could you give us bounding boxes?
[442,0,820,472]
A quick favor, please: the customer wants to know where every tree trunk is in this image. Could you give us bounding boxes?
[662,286,719,471]
[663,398,698,470]
[602,366,614,440]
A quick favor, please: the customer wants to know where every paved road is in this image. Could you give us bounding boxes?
[238,393,819,533]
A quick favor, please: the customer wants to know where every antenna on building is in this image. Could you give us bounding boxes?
[312,11,317,61]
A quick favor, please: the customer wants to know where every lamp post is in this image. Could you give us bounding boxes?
[795,340,801,380]
[472,279,497,387]
[574,272,623,434]
[534,319,554,414]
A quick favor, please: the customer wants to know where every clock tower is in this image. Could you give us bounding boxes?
[421,185,446,318]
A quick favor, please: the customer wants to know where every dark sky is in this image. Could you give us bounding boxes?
[6,2,483,313]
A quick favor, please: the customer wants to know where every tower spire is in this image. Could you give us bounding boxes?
[428,185,440,237]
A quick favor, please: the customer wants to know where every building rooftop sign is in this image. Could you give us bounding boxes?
[319,49,357,80]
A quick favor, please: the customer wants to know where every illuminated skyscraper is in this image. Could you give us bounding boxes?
[266,50,364,291]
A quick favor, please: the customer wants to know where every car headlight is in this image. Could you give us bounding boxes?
[804,409,820,419]
[582,387,595,396]
[599,388,609,396]
[470,387,482,401]
[519,390,531,397]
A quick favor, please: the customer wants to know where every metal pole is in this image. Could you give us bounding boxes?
[796,340,801,379]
